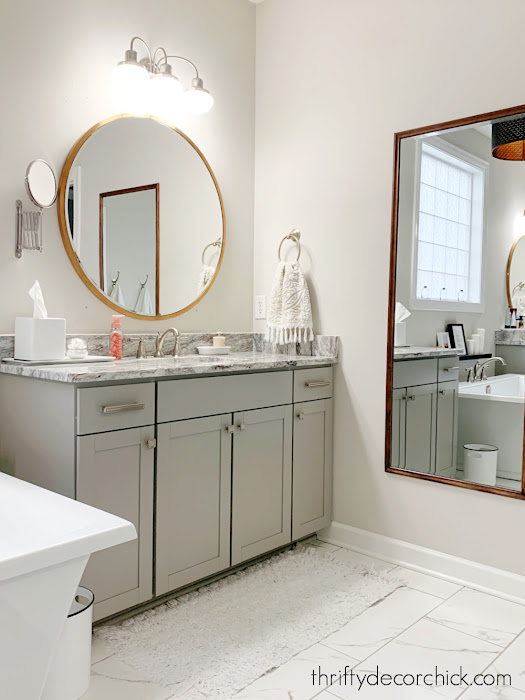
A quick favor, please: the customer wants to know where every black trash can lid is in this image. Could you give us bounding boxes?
[464,443,498,452]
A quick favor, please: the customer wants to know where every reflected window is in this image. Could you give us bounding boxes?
[413,138,486,308]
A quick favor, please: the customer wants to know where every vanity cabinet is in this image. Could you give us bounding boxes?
[231,405,293,565]
[435,381,459,477]
[77,427,154,620]
[0,364,333,622]
[392,358,458,477]
[156,415,232,595]
[404,384,437,474]
[292,399,332,539]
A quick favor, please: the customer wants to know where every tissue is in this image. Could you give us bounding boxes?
[14,281,66,361]
[395,302,411,323]
[394,302,410,347]
[29,280,48,319]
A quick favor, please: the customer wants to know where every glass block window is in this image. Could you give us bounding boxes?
[415,141,485,306]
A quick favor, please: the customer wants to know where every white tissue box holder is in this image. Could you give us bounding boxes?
[394,322,407,347]
[15,318,66,361]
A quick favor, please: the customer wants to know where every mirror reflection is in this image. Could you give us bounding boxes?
[390,112,525,494]
[61,116,224,318]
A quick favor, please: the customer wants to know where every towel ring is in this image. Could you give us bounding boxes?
[201,238,222,265]
[278,229,301,262]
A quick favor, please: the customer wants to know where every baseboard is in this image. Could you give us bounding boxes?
[319,522,525,604]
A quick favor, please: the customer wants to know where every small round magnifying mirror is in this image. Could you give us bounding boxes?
[25,160,57,208]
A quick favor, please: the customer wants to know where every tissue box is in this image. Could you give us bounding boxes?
[15,318,66,361]
[394,322,407,347]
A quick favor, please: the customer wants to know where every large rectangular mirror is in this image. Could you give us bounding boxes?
[386,104,525,499]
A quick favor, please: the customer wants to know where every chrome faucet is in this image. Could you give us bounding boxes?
[474,357,507,381]
[155,328,181,358]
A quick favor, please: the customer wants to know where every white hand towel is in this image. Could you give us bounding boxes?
[265,261,314,345]
[197,264,216,295]
[134,285,154,315]
[108,282,125,307]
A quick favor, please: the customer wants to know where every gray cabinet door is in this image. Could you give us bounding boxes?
[231,405,292,565]
[435,380,459,478]
[405,384,437,474]
[156,414,232,596]
[77,426,154,621]
[390,388,407,469]
[292,399,332,540]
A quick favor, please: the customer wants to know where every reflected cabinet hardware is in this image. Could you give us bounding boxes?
[386,101,525,501]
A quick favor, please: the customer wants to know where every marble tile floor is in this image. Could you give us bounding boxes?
[86,538,525,699]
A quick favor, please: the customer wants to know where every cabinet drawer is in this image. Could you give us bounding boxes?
[293,367,333,402]
[393,359,437,388]
[77,383,155,435]
[438,356,460,383]
[157,372,293,423]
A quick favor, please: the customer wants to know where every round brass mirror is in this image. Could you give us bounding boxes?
[507,235,525,313]
[57,115,225,320]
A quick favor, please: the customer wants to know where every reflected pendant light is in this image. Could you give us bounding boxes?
[492,117,525,160]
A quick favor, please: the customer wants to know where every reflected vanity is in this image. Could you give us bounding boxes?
[58,115,225,319]
[386,104,525,499]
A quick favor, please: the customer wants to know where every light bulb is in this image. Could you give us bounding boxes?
[148,65,183,122]
[184,77,214,115]
[111,51,149,114]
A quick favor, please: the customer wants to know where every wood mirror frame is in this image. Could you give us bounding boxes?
[385,103,525,501]
[57,115,226,321]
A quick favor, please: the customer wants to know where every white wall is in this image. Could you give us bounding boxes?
[0,0,255,333]
[254,0,525,576]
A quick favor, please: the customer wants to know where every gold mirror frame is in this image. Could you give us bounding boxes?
[507,234,525,309]
[57,115,226,320]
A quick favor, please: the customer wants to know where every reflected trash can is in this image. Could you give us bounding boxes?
[42,586,94,700]
[464,444,498,486]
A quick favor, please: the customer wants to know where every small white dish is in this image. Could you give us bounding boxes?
[197,346,231,356]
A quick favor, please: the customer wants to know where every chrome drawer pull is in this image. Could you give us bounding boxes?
[408,395,416,401]
[225,425,236,434]
[443,367,459,372]
[297,411,305,420]
[101,402,146,414]
[305,381,330,388]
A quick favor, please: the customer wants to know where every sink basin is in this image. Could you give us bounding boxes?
[0,473,136,700]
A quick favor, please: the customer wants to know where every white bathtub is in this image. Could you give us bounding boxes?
[458,374,525,481]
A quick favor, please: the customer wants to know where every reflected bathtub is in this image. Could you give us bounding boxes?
[458,374,525,481]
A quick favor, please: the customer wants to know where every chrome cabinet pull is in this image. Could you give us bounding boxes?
[146,438,157,449]
[408,395,416,401]
[101,402,145,414]
[443,367,459,372]
[225,425,236,434]
[305,381,330,388]
[297,411,305,420]
[238,422,246,431]
[439,390,446,395]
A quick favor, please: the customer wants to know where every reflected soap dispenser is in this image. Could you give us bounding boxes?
[110,314,124,359]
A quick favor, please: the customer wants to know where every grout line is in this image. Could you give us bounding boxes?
[318,587,445,674]
[390,566,464,600]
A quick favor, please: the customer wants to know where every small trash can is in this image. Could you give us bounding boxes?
[42,586,94,700]
[464,444,498,486]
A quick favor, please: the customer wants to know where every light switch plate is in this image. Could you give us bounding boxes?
[254,295,267,319]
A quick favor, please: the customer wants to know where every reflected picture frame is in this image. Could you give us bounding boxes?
[446,324,467,355]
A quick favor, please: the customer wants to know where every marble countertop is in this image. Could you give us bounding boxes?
[0,352,337,385]
[394,346,459,360]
